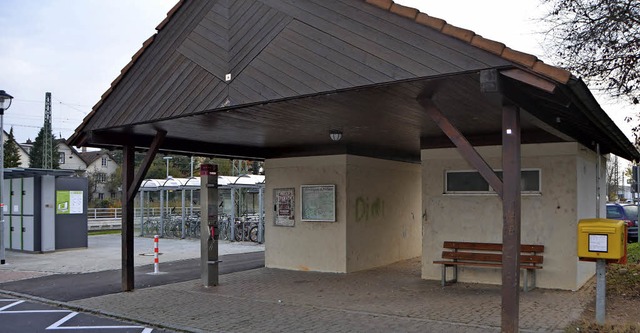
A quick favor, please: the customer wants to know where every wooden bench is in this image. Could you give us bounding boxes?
[433,241,544,292]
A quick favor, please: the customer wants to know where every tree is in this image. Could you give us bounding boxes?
[28,127,60,169]
[607,155,620,201]
[542,0,640,104]
[4,127,21,168]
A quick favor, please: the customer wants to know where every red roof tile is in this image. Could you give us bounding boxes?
[370,1,572,84]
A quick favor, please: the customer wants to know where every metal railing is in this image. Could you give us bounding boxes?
[88,207,201,219]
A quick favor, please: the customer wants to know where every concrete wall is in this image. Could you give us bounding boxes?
[421,142,600,290]
[264,155,421,273]
[345,156,421,272]
[265,155,348,272]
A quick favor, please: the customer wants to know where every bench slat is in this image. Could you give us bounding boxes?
[433,260,543,269]
[443,241,544,253]
[441,251,543,264]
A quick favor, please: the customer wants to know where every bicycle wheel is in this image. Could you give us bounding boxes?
[249,226,258,243]
[234,225,244,242]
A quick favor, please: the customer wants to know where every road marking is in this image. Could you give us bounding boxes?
[0,299,70,313]
[1,298,155,332]
[46,311,152,331]
[0,300,24,311]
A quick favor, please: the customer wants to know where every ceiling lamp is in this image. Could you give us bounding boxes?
[329,130,342,141]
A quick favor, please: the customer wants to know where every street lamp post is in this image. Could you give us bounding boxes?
[163,156,173,178]
[163,156,173,219]
[0,90,14,265]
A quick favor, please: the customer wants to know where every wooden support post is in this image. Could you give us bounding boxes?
[418,97,503,197]
[122,145,135,291]
[501,104,522,333]
[120,131,166,292]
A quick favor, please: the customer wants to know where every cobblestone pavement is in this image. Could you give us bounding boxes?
[71,258,589,333]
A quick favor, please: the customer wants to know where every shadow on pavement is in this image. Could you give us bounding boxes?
[0,252,264,302]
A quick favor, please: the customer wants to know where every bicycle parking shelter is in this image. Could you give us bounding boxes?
[68,1,640,331]
[138,175,265,241]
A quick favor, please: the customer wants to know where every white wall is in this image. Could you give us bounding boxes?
[264,155,422,273]
[58,143,86,172]
[87,154,118,200]
[345,156,421,272]
[421,142,597,290]
[265,155,348,272]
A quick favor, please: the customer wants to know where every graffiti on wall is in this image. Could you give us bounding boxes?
[355,196,385,222]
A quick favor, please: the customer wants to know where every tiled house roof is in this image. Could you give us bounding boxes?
[365,0,572,84]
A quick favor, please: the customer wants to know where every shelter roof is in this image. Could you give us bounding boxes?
[68,0,639,162]
[139,175,265,191]
[3,168,75,179]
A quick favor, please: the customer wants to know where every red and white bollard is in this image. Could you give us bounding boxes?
[153,235,160,274]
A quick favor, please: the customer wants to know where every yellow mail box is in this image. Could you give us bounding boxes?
[577,218,625,260]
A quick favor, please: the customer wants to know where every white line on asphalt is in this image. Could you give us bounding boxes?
[46,311,151,331]
[1,310,70,313]
[46,312,78,329]
[0,300,24,311]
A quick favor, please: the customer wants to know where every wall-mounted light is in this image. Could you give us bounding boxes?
[329,130,342,141]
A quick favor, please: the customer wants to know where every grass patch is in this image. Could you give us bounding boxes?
[88,229,121,236]
[565,321,640,332]
[565,242,640,332]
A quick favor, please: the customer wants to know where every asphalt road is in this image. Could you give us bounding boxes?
[0,251,264,302]
[0,297,174,333]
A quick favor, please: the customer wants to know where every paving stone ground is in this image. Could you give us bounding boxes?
[71,258,590,333]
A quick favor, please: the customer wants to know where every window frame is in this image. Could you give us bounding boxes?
[58,152,65,164]
[444,169,541,195]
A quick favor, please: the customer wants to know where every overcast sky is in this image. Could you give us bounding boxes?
[0,0,636,145]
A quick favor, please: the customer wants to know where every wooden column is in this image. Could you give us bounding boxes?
[501,104,521,332]
[122,145,135,291]
[120,131,166,292]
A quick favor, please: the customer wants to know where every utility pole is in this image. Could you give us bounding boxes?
[43,92,52,169]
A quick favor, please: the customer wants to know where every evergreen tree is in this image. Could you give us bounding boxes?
[29,127,60,169]
[4,127,22,168]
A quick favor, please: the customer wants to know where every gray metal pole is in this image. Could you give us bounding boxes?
[190,156,194,216]
[0,111,5,265]
[230,188,236,241]
[200,164,219,286]
[139,191,144,236]
[258,186,264,243]
[595,143,605,324]
[181,189,186,239]
[160,189,164,237]
[596,259,606,324]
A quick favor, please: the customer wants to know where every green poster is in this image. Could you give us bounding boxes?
[57,191,70,214]
[56,190,83,215]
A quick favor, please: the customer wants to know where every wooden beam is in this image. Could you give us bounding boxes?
[121,144,135,292]
[500,69,556,94]
[501,104,522,333]
[418,97,503,198]
[126,130,166,202]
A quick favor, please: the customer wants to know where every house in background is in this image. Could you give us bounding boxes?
[57,139,88,175]
[18,137,120,203]
[77,149,119,202]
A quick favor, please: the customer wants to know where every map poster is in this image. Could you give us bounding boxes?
[301,185,335,222]
[274,188,295,227]
[56,190,84,215]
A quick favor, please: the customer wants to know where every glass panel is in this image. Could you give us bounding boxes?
[446,172,489,192]
[606,206,624,219]
[521,170,540,191]
[623,205,638,220]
